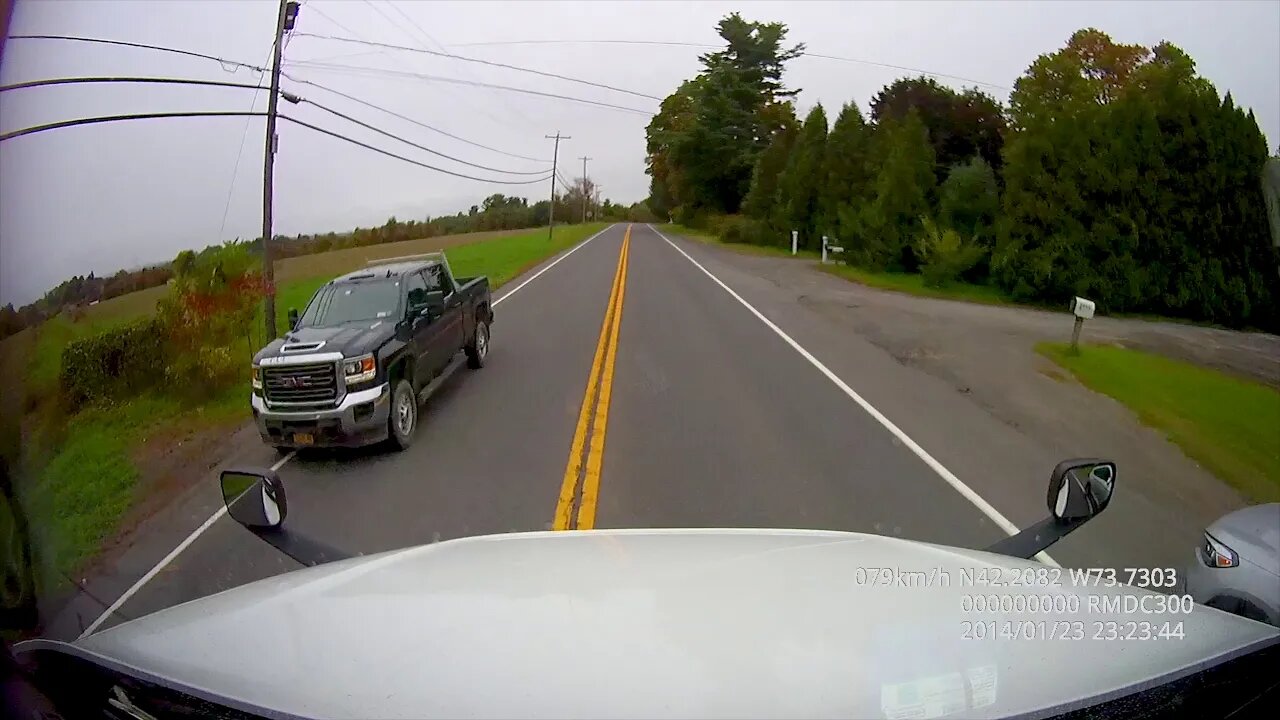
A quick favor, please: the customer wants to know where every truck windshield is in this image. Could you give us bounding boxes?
[300,280,401,326]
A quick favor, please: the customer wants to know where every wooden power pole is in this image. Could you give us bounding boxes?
[579,155,592,223]
[545,132,569,241]
[261,0,298,340]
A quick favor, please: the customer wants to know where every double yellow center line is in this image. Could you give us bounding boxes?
[553,225,631,530]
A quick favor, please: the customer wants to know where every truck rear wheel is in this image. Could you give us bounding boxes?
[387,379,417,451]
[466,319,489,369]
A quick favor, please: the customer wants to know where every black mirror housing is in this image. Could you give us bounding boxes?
[287,308,299,330]
[424,290,445,314]
[221,468,287,529]
[218,467,351,568]
[984,458,1117,560]
[1047,459,1116,522]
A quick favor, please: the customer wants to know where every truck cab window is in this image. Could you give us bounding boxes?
[405,271,428,313]
[428,264,453,297]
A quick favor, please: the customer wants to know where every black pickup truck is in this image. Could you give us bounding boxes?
[251,252,491,451]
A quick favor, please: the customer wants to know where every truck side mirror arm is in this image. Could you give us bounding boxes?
[984,459,1116,561]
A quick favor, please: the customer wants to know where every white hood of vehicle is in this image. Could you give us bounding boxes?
[74,529,1278,719]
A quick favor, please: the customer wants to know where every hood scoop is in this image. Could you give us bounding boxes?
[281,340,326,354]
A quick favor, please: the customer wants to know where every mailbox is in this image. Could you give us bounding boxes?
[1070,296,1095,320]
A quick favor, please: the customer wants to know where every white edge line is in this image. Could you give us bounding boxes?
[648,225,1058,567]
[78,226,617,638]
[493,223,616,306]
[79,450,298,638]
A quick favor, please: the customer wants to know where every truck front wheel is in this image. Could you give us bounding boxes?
[387,379,417,451]
[466,319,489,369]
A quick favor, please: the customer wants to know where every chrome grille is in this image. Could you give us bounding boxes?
[263,362,338,405]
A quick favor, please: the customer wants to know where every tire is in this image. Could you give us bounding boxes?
[466,318,489,369]
[387,379,418,451]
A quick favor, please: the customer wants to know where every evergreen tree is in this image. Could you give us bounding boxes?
[742,117,799,225]
[816,102,874,240]
[776,104,829,249]
[860,109,936,270]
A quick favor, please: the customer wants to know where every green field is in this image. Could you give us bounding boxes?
[1038,342,1280,503]
[17,222,609,585]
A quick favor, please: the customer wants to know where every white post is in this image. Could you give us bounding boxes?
[822,235,828,264]
[791,230,798,256]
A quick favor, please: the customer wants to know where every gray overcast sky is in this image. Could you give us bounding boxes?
[1,0,1277,306]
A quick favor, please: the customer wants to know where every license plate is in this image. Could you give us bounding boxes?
[292,433,314,446]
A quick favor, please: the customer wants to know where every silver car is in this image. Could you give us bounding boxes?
[1185,503,1280,626]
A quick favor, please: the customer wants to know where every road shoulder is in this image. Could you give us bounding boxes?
[655,228,1251,573]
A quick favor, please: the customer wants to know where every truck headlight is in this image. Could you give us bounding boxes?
[1202,532,1238,568]
[251,365,262,390]
[343,354,376,385]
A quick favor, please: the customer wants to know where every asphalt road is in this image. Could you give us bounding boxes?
[74,222,1110,635]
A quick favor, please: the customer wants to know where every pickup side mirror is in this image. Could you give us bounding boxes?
[287,308,299,330]
[984,459,1117,560]
[424,290,446,318]
[219,468,349,567]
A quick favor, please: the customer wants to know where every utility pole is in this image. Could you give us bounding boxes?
[545,132,569,240]
[261,0,298,340]
[579,155,592,223]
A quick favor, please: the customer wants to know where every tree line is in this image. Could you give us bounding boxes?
[646,16,1280,330]
[1,184,652,341]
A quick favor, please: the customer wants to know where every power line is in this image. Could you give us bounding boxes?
[279,115,552,184]
[445,37,1010,90]
[279,72,549,163]
[308,0,532,138]
[451,38,716,50]
[292,31,662,101]
[375,0,541,129]
[0,108,553,185]
[0,111,269,142]
[800,52,1010,91]
[217,46,276,246]
[0,76,269,93]
[8,34,268,73]
[285,60,653,115]
[0,34,554,166]
[300,97,548,174]
[383,1,450,56]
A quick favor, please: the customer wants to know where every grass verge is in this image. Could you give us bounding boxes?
[20,222,610,586]
[819,264,1015,306]
[24,389,244,586]
[665,223,1015,305]
[667,224,821,259]
[1037,342,1280,503]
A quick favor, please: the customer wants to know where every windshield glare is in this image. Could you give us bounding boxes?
[300,281,401,327]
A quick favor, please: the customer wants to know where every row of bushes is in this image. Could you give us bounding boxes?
[58,241,266,412]
[59,318,166,408]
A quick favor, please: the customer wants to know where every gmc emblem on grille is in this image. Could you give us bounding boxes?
[282,376,309,388]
